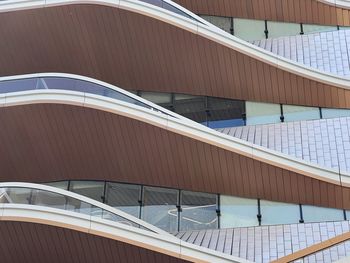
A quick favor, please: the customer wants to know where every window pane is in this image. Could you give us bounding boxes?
[283,105,320,122]
[0,78,38,93]
[140,91,172,104]
[207,97,245,128]
[180,191,217,231]
[220,195,258,228]
[246,101,281,125]
[303,24,337,35]
[267,21,301,38]
[174,94,207,123]
[322,108,350,119]
[302,205,344,223]
[69,181,105,202]
[233,18,265,41]
[45,181,69,190]
[201,15,231,33]
[142,187,178,232]
[260,200,300,225]
[105,182,141,218]
[31,189,67,209]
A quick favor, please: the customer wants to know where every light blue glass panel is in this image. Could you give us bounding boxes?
[322,108,350,119]
[283,105,320,122]
[267,21,301,38]
[260,200,300,225]
[233,18,265,41]
[302,205,344,223]
[220,195,259,228]
[246,101,281,125]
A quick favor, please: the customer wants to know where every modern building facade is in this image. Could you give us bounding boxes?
[1,0,350,262]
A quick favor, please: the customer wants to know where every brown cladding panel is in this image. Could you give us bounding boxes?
[0,221,190,263]
[0,4,349,108]
[173,0,350,26]
[0,103,348,209]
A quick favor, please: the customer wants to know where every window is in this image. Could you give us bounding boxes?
[180,191,218,230]
[207,97,245,128]
[321,108,350,119]
[303,24,337,34]
[200,15,231,33]
[260,200,300,225]
[180,191,217,231]
[220,196,259,228]
[0,78,38,93]
[267,21,301,38]
[142,186,179,232]
[105,182,141,218]
[233,18,265,41]
[246,101,281,125]
[45,181,69,190]
[302,205,344,223]
[283,105,320,122]
[173,94,207,123]
[140,91,172,104]
[69,181,105,203]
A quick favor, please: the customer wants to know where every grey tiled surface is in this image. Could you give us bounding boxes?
[252,30,350,77]
[293,240,350,263]
[175,221,350,263]
[217,117,350,172]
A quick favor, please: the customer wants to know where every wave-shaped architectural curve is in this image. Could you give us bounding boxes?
[1,73,350,211]
[0,182,247,263]
[1,0,350,108]
[173,0,350,26]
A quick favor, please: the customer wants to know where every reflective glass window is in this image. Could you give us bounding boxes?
[321,108,350,119]
[303,24,337,34]
[0,78,38,93]
[69,181,105,203]
[142,186,178,232]
[45,181,69,190]
[246,101,281,125]
[140,91,172,104]
[105,182,141,218]
[260,200,300,225]
[267,21,301,38]
[31,189,67,210]
[233,18,265,41]
[201,15,231,33]
[283,105,320,122]
[207,97,245,128]
[220,195,259,228]
[180,191,217,231]
[174,94,207,123]
[302,205,344,223]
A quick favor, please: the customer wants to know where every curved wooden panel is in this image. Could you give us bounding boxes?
[1,4,350,108]
[1,102,350,210]
[0,221,190,263]
[173,0,350,26]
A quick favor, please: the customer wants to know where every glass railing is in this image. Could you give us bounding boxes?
[139,0,202,23]
[0,186,153,231]
[0,76,173,117]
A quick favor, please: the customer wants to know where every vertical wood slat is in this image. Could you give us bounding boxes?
[0,5,350,109]
[172,0,350,26]
[0,222,189,263]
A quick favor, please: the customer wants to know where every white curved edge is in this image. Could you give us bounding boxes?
[0,72,198,125]
[318,0,350,9]
[0,0,350,90]
[0,204,252,263]
[2,89,350,187]
[0,181,171,236]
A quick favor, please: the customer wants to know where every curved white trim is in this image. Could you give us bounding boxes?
[0,181,170,235]
[1,82,349,187]
[0,204,251,263]
[0,0,350,90]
